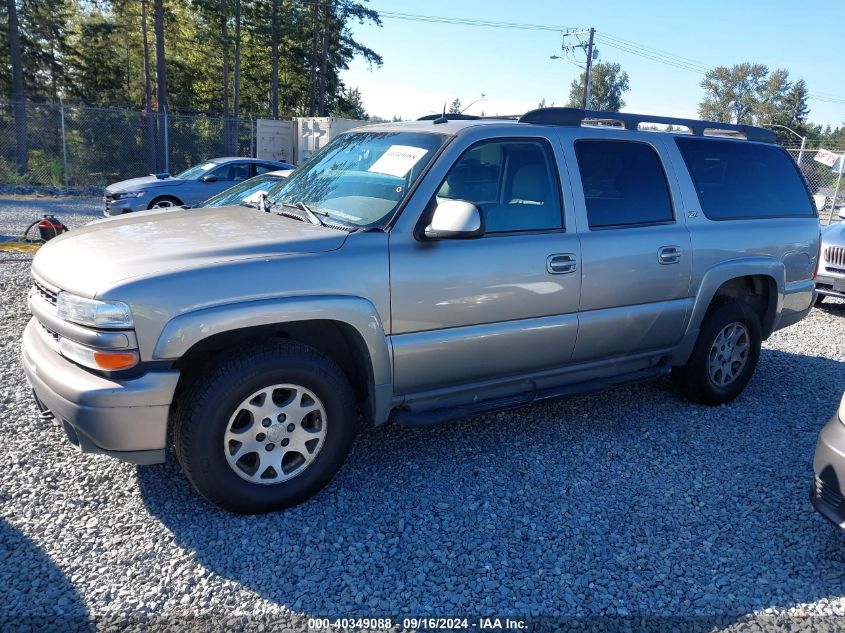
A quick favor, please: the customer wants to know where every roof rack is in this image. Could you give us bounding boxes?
[518,107,776,143]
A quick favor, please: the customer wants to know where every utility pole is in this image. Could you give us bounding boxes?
[583,28,595,110]
[558,28,597,110]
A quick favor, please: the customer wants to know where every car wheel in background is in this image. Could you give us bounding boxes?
[148,196,182,210]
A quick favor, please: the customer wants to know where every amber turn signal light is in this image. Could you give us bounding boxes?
[93,351,139,370]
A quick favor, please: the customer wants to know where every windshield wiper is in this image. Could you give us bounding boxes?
[268,201,323,226]
[294,201,325,226]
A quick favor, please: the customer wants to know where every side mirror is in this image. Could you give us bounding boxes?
[424,200,484,240]
[201,174,218,183]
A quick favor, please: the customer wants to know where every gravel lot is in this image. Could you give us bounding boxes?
[1,195,845,629]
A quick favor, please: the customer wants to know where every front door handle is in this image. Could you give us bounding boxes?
[547,253,578,274]
[658,246,682,265]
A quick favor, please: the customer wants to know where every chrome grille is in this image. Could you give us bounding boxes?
[32,280,58,306]
[815,477,845,511]
[826,245,845,269]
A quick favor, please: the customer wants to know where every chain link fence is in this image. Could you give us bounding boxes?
[783,144,844,226]
[1,99,844,223]
[0,99,255,190]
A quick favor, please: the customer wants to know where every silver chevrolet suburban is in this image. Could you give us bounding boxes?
[22,108,820,514]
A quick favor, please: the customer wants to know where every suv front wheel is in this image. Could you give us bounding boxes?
[173,340,357,514]
[672,299,762,405]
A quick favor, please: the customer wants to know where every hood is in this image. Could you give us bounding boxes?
[32,206,348,296]
[822,222,845,246]
[106,175,184,193]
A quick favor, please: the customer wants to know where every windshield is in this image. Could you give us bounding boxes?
[176,161,218,180]
[269,131,446,227]
[202,174,287,208]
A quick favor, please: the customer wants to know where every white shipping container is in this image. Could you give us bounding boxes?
[255,119,294,164]
[294,117,372,164]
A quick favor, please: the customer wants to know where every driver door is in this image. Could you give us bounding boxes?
[388,134,582,395]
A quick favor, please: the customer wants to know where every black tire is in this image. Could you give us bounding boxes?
[815,293,826,306]
[147,195,182,210]
[671,300,762,405]
[173,340,357,514]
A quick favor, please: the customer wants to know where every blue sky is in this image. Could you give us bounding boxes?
[341,0,844,128]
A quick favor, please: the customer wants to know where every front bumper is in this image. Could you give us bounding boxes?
[103,194,147,216]
[815,273,845,300]
[811,410,845,529]
[21,319,179,464]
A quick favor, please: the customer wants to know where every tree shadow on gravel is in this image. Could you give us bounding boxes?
[138,347,845,623]
[0,518,93,632]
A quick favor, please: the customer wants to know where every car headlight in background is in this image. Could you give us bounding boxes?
[114,191,145,199]
[56,292,134,329]
[59,337,139,371]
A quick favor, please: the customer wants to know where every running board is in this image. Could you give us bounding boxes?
[391,362,672,427]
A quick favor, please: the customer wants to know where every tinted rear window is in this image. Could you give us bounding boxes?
[575,140,674,229]
[676,138,814,220]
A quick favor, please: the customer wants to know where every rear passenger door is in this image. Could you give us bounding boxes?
[564,133,692,362]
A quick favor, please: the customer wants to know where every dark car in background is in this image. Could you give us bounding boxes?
[200,169,294,209]
[103,157,294,216]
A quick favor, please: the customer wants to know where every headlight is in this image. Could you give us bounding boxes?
[56,292,134,329]
[115,191,145,199]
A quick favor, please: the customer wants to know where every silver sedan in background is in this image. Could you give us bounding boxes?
[103,157,294,216]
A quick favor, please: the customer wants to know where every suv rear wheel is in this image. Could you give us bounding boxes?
[173,340,357,514]
[672,299,762,405]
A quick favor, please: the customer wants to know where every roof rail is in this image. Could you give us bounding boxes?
[518,107,776,143]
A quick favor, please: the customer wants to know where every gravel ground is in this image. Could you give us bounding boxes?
[0,195,101,246]
[1,195,845,630]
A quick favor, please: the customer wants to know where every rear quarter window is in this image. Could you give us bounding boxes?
[676,137,814,220]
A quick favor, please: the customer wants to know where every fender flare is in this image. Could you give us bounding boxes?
[673,257,784,364]
[153,295,393,424]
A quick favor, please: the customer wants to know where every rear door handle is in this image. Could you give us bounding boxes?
[658,246,682,265]
[547,253,578,274]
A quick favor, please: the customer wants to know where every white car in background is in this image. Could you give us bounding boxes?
[816,208,845,304]
[199,169,294,209]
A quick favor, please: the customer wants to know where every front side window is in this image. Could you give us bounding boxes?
[575,140,674,229]
[435,139,563,233]
[270,131,446,227]
[676,137,815,220]
[212,162,251,182]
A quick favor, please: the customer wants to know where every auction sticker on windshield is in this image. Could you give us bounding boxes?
[368,145,429,178]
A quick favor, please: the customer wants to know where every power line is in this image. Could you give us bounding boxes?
[349,5,845,105]
[595,33,845,104]
[370,9,574,32]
